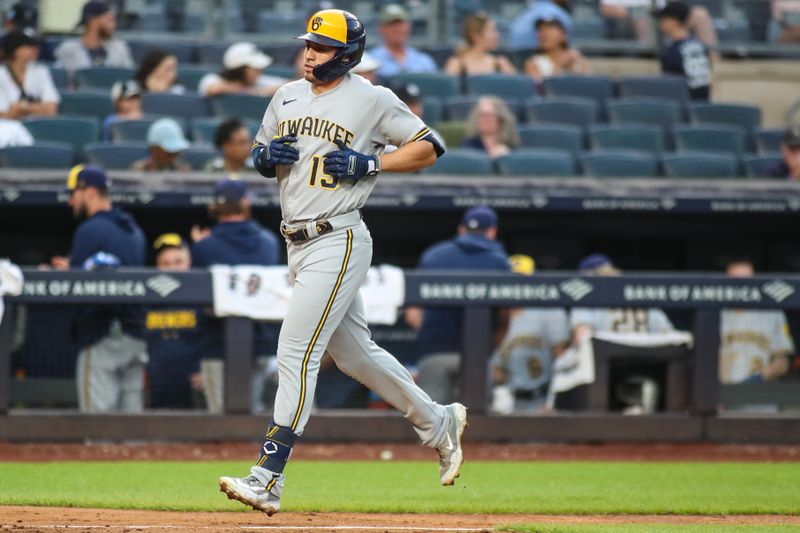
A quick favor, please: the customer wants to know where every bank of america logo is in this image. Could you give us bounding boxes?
[763,280,795,303]
[146,275,181,297]
[560,278,593,301]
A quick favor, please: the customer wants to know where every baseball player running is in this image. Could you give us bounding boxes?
[219,9,465,516]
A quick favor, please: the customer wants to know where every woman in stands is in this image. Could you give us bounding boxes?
[443,12,516,77]
[460,96,520,159]
[198,42,284,97]
[133,49,185,94]
[524,17,590,82]
[0,30,59,120]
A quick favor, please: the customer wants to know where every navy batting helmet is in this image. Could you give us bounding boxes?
[297,9,366,82]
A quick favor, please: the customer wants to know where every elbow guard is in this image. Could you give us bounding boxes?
[419,131,445,158]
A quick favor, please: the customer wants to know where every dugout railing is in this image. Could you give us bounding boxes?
[2,269,800,443]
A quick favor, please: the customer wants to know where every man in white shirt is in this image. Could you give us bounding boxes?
[55,1,134,75]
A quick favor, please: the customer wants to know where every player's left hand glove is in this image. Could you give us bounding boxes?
[323,139,380,180]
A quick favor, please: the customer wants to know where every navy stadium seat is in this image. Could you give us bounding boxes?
[0,142,74,168]
[743,153,784,178]
[517,123,584,155]
[48,66,68,89]
[84,142,149,169]
[422,97,443,125]
[617,76,690,107]
[74,67,135,90]
[196,43,230,65]
[755,128,784,154]
[109,118,158,142]
[424,149,493,175]
[210,94,271,119]
[443,95,479,121]
[589,124,664,155]
[542,76,615,112]
[673,124,746,156]
[142,93,210,119]
[22,117,99,153]
[662,153,741,178]
[177,65,215,92]
[181,146,219,169]
[606,98,683,132]
[257,11,307,37]
[465,74,536,102]
[391,73,460,99]
[525,96,598,129]
[59,92,115,121]
[580,151,659,177]
[689,103,761,142]
[495,149,577,176]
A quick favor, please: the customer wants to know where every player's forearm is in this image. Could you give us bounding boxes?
[380,141,436,173]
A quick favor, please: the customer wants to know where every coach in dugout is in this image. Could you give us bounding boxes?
[405,206,511,404]
[50,165,147,412]
[190,179,281,413]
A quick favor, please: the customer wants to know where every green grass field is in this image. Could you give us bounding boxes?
[1,460,799,516]
[500,526,800,533]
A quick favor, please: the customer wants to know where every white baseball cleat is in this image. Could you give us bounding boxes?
[219,466,284,516]
[437,402,468,486]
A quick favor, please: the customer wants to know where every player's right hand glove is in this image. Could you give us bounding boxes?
[252,135,299,178]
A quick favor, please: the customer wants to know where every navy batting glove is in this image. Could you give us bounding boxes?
[323,139,380,180]
[253,135,299,177]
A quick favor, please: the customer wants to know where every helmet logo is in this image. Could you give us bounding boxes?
[311,16,323,31]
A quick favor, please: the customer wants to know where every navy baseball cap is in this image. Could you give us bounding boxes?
[6,3,38,33]
[578,253,614,272]
[66,164,110,191]
[654,1,690,23]
[78,0,112,26]
[461,206,498,230]
[213,178,247,204]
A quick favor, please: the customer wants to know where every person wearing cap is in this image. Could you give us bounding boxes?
[132,117,191,172]
[54,0,133,75]
[0,30,59,120]
[145,234,204,409]
[101,79,143,141]
[443,12,516,78]
[489,254,570,414]
[654,1,712,101]
[509,0,573,50]
[198,42,285,97]
[132,48,185,95]
[368,4,437,78]
[351,51,382,84]
[461,96,520,159]
[524,16,590,82]
[204,118,254,175]
[190,179,281,414]
[769,124,800,180]
[1,3,54,62]
[53,164,148,413]
[405,206,510,404]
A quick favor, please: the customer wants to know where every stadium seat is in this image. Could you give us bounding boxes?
[190,117,260,144]
[22,117,99,153]
[743,153,784,178]
[617,76,690,107]
[390,73,460,99]
[419,45,455,69]
[606,98,683,133]
[423,149,493,175]
[434,121,468,148]
[257,11,307,37]
[48,66,68,89]
[128,41,195,64]
[672,124,746,156]
[661,153,741,178]
[689,103,761,134]
[495,149,577,176]
[210,94,271,119]
[465,74,536,102]
[181,146,219,169]
[0,142,74,168]
[84,142,149,170]
[443,95,479,121]
[196,43,230,65]
[262,43,304,66]
[572,17,606,40]
[142,93,210,119]
[177,65,214,92]
[524,96,598,129]
[542,76,615,111]
[109,119,158,142]
[589,125,664,155]
[74,67,135,90]
[59,92,115,121]
[580,151,659,177]
[755,128,784,154]
[422,97,443,125]
[517,123,585,156]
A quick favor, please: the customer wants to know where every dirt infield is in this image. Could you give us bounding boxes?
[2,442,800,463]
[3,506,800,532]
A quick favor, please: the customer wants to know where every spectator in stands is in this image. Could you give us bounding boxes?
[190,179,281,414]
[145,233,202,409]
[132,49,184,95]
[132,118,191,172]
[654,1,712,101]
[101,79,143,141]
[770,0,800,43]
[719,259,795,384]
[770,124,800,180]
[198,42,283,97]
[352,52,381,84]
[204,118,254,175]
[490,254,570,414]
[368,4,437,78]
[509,0,573,50]
[55,164,147,413]
[0,3,55,62]
[405,206,510,404]
[0,30,59,119]
[55,1,134,74]
[460,96,520,159]
[444,12,516,78]
[524,16,590,82]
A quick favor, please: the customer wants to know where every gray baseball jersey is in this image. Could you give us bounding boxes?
[570,307,674,333]
[255,73,429,224]
[719,309,794,384]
